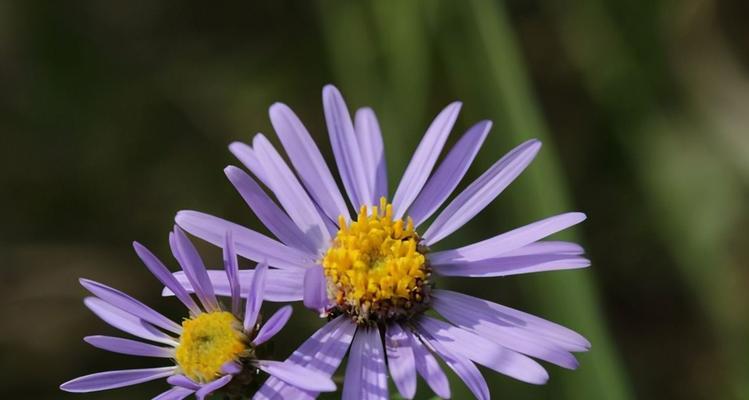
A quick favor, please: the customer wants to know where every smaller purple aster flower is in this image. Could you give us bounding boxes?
[60,227,335,399]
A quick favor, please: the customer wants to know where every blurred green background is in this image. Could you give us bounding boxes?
[2,1,748,399]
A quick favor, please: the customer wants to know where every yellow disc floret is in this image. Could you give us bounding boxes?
[323,198,431,324]
[175,311,248,383]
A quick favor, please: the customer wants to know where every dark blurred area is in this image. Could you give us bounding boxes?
[1,1,748,399]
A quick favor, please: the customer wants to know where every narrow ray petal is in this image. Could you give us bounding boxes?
[84,336,174,358]
[195,374,232,400]
[418,330,490,400]
[385,324,416,399]
[428,212,587,263]
[323,85,372,208]
[222,230,242,315]
[270,102,350,221]
[176,210,313,270]
[253,305,292,346]
[84,297,177,346]
[392,102,462,219]
[342,330,364,400]
[303,265,328,311]
[167,375,200,390]
[80,279,182,335]
[354,107,388,204]
[256,360,336,392]
[409,120,491,227]
[60,366,176,393]
[166,269,305,302]
[403,329,450,399]
[362,327,388,400]
[229,141,270,186]
[432,253,591,277]
[225,166,318,253]
[173,226,219,312]
[244,262,268,331]
[133,242,200,316]
[424,139,542,245]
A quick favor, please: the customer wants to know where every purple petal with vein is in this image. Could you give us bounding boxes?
[256,360,336,392]
[195,374,232,400]
[428,212,587,263]
[173,226,219,312]
[404,329,450,399]
[133,242,200,316]
[342,330,364,400]
[60,366,176,393]
[229,141,270,186]
[166,268,304,302]
[253,305,292,346]
[431,294,580,369]
[84,297,177,346]
[392,102,462,219]
[417,316,549,384]
[355,107,388,203]
[303,265,328,311]
[433,289,590,351]
[222,230,242,315]
[176,210,313,270]
[344,327,387,400]
[80,279,182,335]
[424,139,542,245]
[225,166,318,254]
[501,240,585,256]
[252,134,331,250]
[323,85,372,208]
[408,120,491,227]
[418,329,490,400]
[270,102,350,222]
[385,324,416,399]
[153,386,194,400]
[244,262,268,331]
[84,336,174,358]
[167,375,199,390]
[432,253,590,277]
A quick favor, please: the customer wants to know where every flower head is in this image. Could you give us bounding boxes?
[175,85,591,399]
[60,227,335,399]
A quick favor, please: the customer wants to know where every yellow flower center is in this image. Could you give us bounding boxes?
[175,311,248,383]
[322,198,430,324]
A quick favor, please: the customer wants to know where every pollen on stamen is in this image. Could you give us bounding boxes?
[323,198,432,325]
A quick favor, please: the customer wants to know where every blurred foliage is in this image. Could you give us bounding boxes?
[1,1,747,399]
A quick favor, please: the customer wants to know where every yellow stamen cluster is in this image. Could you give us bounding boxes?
[175,311,248,383]
[322,198,430,323]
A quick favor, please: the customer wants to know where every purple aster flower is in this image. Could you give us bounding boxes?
[173,85,591,400]
[60,227,336,399]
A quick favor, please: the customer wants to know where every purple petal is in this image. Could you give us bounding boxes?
[342,329,364,400]
[354,107,388,203]
[252,134,331,250]
[229,141,270,186]
[244,262,268,331]
[195,374,232,400]
[60,366,175,393]
[417,329,490,400]
[362,327,389,400]
[222,230,242,316]
[225,166,318,254]
[432,253,591,277]
[254,316,355,400]
[502,241,585,256]
[392,102,462,219]
[323,85,372,209]
[84,297,177,346]
[176,210,313,270]
[269,102,350,222]
[253,305,292,346]
[417,316,549,385]
[153,386,194,400]
[385,324,416,399]
[303,265,328,311]
[256,360,336,392]
[84,335,174,358]
[221,361,242,375]
[133,241,200,316]
[404,329,450,399]
[424,139,542,245]
[432,294,580,369]
[432,289,590,351]
[173,226,219,312]
[408,120,491,227]
[80,279,182,335]
[428,212,587,263]
[166,268,305,302]
[167,375,200,390]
